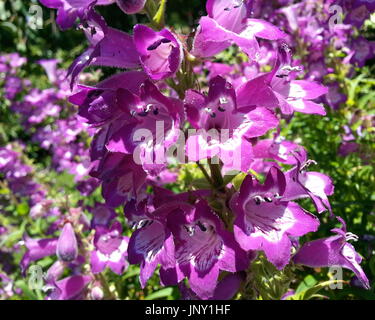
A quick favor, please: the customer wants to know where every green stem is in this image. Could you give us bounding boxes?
[96,272,117,300]
[196,162,215,187]
[208,159,224,190]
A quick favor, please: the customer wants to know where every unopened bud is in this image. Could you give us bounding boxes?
[56,222,78,262]
[91,286,104,300]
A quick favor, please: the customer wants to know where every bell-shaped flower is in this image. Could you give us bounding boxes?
[192,0,286,59]
[163,200,249,299]
[69,71,148,161]
[133,25,183,80]
[90,221,129,275]
[67,9,140,87]
[20,236,58,274]
[283,150,334,215]
[237,49,328,115]
[126,201,177,288]
[185,76,278,173]
[293,217,370,289]
[39,0,114,30]
[37,59,60,84]
[90,152,147,207]
[47,275,92,300]
[230,166,320,270]
[90,203,116,228]
[252,136,307,166]
[105,81,184,175]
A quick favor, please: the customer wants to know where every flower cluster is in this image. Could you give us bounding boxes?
[10,0,372,299]
[1,53,100,193]
[0,143,49,214]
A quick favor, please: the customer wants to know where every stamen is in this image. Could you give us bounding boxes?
[184,225,195,236]
[197,221,207,232]
[147,41,161,51]
[145,104,153,113]
[219,97,228,104]
[147,38,172,51]
[254,196,263,205]
[346,232,359,242]
[136,219,153,229]
[300,159,317,172]
[264,197,273,203]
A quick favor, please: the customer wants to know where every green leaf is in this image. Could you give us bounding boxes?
[145,287,174,300]
[152,0,167,30]
[289,279,346,300]
[16,202,30,216]
[14,280,40,300]
[295,275,318,294]
[232,172,247,190]
[122,268,140,280]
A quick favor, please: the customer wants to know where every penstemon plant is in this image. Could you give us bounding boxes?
[1,0,373,300]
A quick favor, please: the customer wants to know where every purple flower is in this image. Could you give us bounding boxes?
[339,142,360,157]
[105,80,184,175]
[69,71,148,129]
[192,0,286,59]
[90,221,129,275]
[356,0,375,11]
[116,0,146,14]
[0,148,18,172]
[349,36,374,68]
[67,10,140,87]
[179,272,245,300]
[90,203,116,228]
[344,4,370,29]
[230,166,320,269]
[20,237,58,273]
[164,200,249,299]
[133,24,183,80]
[76,177,100,196]
[90,153,147,207]
[56,222,79,262]
[38,59,60,84]
[39,0,114,30]
[127,202,176,288]
[237,52,328,116]
[283,152,334,215]
[185,76,278,172]
[47,275,92,300]
[325,83,346,110]
[45,261,66,284]
[0,53,26,71]
[4,76,23,100]
[293,217,370,290]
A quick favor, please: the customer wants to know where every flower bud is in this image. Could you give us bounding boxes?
[90,285,104,300]
[56,222,78,262]
[116,0,146,14]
